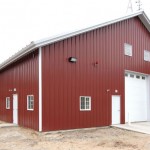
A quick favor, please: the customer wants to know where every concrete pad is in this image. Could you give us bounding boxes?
[112,122,150,135]
[0,121,17,128]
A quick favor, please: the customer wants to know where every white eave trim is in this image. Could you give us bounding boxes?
[138,12,150,32]
[34,11,149,46]
[0,42,36,70]
[34,11,147,48]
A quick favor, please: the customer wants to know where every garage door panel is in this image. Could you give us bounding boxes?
[125,72,148,122]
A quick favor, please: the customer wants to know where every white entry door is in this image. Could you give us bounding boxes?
[13,94,18,124]
[112,95,120,125]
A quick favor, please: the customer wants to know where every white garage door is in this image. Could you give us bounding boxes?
[125,72,148,122]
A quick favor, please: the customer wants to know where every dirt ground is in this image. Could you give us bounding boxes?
[0,123,150,150]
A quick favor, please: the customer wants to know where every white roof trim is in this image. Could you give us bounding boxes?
[0,11,150,70]
[0,43,36,70]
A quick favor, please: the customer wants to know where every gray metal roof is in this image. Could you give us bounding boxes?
[0,11,150,70]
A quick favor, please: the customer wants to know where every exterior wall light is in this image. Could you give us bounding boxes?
[68,57,77,63]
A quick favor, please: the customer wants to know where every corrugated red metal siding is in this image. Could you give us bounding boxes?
[0,51,39,130]
[42,17,150,131]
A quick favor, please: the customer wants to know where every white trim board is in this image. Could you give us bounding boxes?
[39,47,42,132]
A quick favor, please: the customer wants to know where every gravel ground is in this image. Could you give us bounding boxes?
[0,122,150,150]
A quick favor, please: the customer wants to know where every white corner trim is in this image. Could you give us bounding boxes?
[39,47,42,131]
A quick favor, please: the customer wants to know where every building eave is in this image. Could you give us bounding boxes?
[138,11,150,32]
[0,42,36,70]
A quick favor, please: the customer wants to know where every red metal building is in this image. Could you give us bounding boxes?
[0,11,150,131]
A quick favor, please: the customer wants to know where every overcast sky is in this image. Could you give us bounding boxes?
[0,0,150,64]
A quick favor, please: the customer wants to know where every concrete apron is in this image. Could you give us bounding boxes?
[112,122,150,135]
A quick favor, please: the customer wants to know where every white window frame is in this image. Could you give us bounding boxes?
[27,95,34,111]
[80,96,91,111]
[144,50,150,62]
[6,97,10,109]
[124,43,132,56]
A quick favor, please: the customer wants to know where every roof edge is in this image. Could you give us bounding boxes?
[138,11,150,32]
[34,11,145,47]
[0,11,149,70]
[0,42,36,70]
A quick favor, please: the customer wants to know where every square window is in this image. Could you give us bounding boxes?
[6,97,10,109]
[144,50,150,61]
[124,43,132,56]
[27,95,34,111]
[80,96,91,111]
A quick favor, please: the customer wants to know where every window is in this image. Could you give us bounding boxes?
[136,75,140,79]
[124,43,132,56]
[80,96,91,111]
[144,50,150,61]
[130,74,134,78]
[6,97,10,109]
[27,95,34,110]
[142,76,146,80]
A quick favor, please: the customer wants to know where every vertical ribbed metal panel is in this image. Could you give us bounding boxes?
[0,51,39,130]
[42,17,150,131]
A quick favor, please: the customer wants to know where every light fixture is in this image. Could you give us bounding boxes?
[115,90,118,93]
[68,57,77,63]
